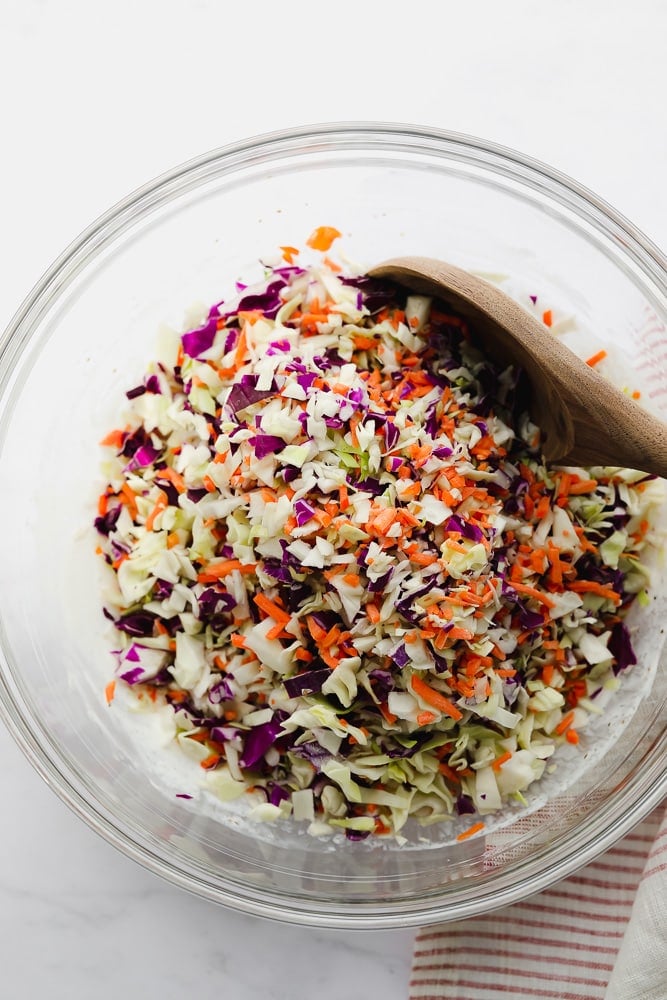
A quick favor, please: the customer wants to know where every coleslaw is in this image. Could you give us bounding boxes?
[94,233,664,840]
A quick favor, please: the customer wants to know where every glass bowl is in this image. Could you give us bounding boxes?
[0,123,665,929]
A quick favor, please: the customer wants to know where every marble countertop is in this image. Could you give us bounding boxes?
[1,2,665,997]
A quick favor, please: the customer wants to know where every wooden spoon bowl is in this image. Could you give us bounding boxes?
[369,256,667,477]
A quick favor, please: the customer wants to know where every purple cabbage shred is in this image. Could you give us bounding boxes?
[250,434,287,459]
[283,668,331,698]
[239,715,284,768]
[182,316,219,358]
[608,621,637,674]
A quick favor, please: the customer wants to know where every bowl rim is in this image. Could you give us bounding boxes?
[2,122,665,366]
[0,121,665,928]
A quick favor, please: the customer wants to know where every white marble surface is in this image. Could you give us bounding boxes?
[0,2,665,997]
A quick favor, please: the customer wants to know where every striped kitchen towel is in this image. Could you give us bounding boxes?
[410,803,666,1000]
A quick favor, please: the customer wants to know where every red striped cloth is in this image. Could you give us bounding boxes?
[410,803,666,1000]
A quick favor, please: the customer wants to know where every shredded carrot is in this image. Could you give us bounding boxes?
[197,560,256,582]
[254,593,291,626]
[417,710,437,726]
[105,680,116,705]
[568,478,598,495]
[542,309,553,327]
[234,327,248,369]
[145,489,168,531]
[547,544,563,584]
[401,481,422,499]
[438,761,461,783]
[352,334,378,350]
[306,616,327,642]
[410,675,463,720]
[320,648,341,670]
[491,751,512,772]
[447,627,475,641]
[99,428,125,448]
[321,625,343,649]
[554,710,575,735]
[200,753,221,770]
[542,663,555,687]
[568,580,621,604]
[156,466,186,493]
[372,508,397,535]
[410,551,438,566]
[456,822,485,842]
[511,581,556,609]
[586,349,607,368]
[535,495,551,520]
[119,483,138,519]
[314,509,333,528]
[379,702,397,725]
[348,416,360,449]
[166,689,189,704]
[366,602,381,624]
[280,245,299,264]
[306,226,341,252]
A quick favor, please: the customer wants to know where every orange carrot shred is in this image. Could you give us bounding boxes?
[555,710,575,735]
[145,489,168,531]
[410,675,463,720]
[306,226,341,252]
[491,751,512,772]
[456,822,485,842]
[511,581,555,609]
[254,593,290,625]
[280,245,299,264]
[586,349,607,368]
[99,428,125,448]
[200,753,221,770]
[438,761,461,783]
[197,560,256,583]
[568,580,621,604]
[366,602,381,624]
[379,702,397,725]
[156,466,186,493]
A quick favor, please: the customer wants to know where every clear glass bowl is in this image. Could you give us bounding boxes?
[0,123,665,928]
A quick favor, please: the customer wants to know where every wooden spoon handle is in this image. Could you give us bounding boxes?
[370,257,667,477]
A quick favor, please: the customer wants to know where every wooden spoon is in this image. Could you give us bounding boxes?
[368,256,667,476]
